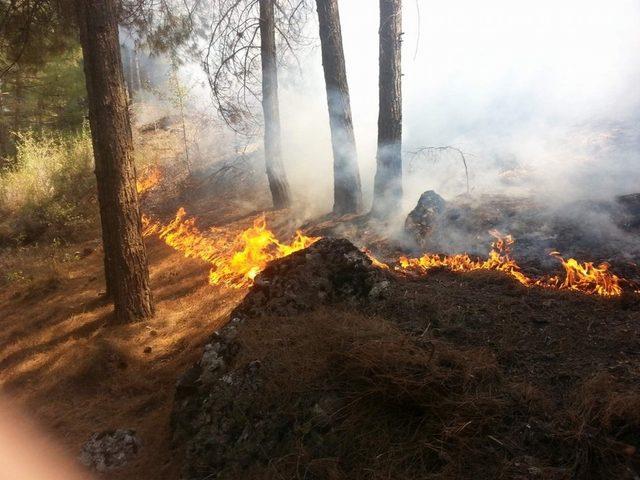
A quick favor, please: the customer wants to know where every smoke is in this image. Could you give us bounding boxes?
[151,0,640,240]
[273,0,640,214]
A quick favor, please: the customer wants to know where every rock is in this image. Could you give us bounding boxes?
[405,190,446,244]
[170,238,393,479]
[369,280,390,299]
[199,344,226,383]
[79,429,140,472]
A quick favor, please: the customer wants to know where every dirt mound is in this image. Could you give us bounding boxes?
[234,237,390,317]
[171,238,640,480]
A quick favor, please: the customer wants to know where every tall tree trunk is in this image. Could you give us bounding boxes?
[259,0,291,209]
[121,44,133,98]
[134,48,143,91]
[75,0,153,323]
[372,0,403,218]
[315,0,362,215]
[0,79,12,164]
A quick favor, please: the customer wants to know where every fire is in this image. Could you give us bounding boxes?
[136,167,163,195]
[544,254,622,296]
[363,248,391,270]
[142,208,319,288]
[398,230,623,297]
[142,207,624,296]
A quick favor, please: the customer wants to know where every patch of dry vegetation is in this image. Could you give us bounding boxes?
[0,236,246,480]
[232,311,508,479]
[178,301,640,479]
[0,128,97,245]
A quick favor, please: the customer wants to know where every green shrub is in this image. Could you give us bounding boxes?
[0,126,97,244]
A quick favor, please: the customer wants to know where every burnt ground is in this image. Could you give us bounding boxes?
[173,238,640,480]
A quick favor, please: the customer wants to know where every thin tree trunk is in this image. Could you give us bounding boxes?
[130,48,139,93]
[259,0,292,209]
[315,0,362,215]
[134,49,143,91]
[171,63,191,174]
[122,44,133,98]
[178,97,190,173]
[13,70,23,132]
[372,0,403,218]
[75,0,153,323]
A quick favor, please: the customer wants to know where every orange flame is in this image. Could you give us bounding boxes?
[143,208,625,296]
[398,230,623,297]
[142,208,319,288]
[136,167,163,195]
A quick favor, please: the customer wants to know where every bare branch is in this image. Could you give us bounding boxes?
[408,146,472,194]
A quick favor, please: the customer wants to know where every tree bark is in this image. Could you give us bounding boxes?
[315,0,362,215]
[372,0,403,218]
[259,0,292,209]
[75,0,154,323]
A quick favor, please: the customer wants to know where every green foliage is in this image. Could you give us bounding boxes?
[0,45,87,165]
[0,126,97,245]
[0,0,76,75]
[31,47,87,129]
[1,47,86,131]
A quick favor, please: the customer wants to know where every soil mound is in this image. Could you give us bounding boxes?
[235,237,390,317]
[171,238,640,480]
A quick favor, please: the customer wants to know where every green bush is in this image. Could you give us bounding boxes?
[0,127,97,244]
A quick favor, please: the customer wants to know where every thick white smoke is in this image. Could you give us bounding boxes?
[276,0,640,214]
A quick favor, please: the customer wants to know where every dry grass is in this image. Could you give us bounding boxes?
[189,292,640,479]
[0,236,245,479]
[0,128,97,245]
[2,235,640,479]
[562,373,640,479]
[226,311,509,479]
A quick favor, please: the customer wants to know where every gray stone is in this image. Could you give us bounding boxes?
[79,429,140,472]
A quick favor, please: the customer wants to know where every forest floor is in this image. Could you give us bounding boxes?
[2,199,640,478]
[1,123,639,478]
[0,232,245,479]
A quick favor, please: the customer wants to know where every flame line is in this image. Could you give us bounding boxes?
[395,230,623,297]
[142,208,319,289]
[137,170,626,296]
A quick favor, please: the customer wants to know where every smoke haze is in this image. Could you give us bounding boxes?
[275,0,640,213]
